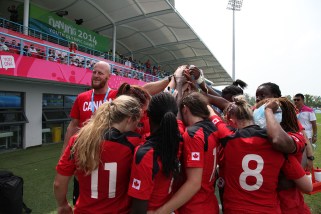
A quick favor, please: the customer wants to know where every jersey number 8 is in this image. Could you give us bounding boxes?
[239,154,264,191]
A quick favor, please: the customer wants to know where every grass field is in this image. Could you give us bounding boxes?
[0,143,72,214]
[303,113,321,214]
[0,116,321,214]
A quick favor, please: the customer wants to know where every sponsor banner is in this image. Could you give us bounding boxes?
[0,51,145,89]
[0,28,98,60]
[29,4,109,52]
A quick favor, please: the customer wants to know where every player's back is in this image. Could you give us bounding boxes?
[128,139,175,211]
[179,119,220,214]
[221,125,284,214]
[75,128,141,214]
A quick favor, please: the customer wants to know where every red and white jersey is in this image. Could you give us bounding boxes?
[56,128,142,214]
[210,115,305,214]
[179,119,220,214]
[128,136,176,211]
[70,89,117,127]
[297,105,316,138]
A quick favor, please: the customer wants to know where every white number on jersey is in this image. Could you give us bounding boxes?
[239,154,264,191]
[209,147,217,182]
[91,162,117,199]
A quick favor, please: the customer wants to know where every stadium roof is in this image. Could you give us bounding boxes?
[30,0,232,86]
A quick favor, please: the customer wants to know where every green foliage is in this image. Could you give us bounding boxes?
[244,93,256,106]
[305,94,314,107]
[246,92,321,108]
[285,95,292,101]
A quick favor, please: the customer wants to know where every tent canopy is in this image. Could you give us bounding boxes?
[29,0,232,85]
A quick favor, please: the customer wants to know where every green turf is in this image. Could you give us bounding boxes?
[0,116,321,214]
[0,143,73,214]
[303,113,321,214]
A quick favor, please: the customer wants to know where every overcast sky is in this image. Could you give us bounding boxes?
[175,0,321,97]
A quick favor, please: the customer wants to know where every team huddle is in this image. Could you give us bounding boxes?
[53,62,313,214]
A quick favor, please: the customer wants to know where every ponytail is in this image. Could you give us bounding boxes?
[156,111,180,177]
[148,92,180,177]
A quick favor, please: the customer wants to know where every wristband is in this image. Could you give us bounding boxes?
[307,156,314,161]
[196,69,204,84]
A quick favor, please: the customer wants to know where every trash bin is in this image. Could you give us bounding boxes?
[52,127,62,143]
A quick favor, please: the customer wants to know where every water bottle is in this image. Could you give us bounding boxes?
[315,168,321,182]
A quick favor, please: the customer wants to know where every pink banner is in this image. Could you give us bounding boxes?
[0,51,146,89]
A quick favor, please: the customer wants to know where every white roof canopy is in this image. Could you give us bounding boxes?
[29,0,232,85]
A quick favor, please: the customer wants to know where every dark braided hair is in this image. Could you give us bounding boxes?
[222,79,247,101]
[147,92,180,177]
[258,82,282,98]
[116,82,150,107]
[278,97,299,133]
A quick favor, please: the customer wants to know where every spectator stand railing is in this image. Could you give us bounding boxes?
[0,17,124,64]
[0,31,159,83]
[0,17,169,81]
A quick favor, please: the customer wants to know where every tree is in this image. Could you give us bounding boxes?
[304,94,313,107]
[244,93,256,106]
[285,95,292,101]
[313,96,321,108]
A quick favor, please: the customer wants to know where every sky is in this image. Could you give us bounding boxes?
[175,0,321,97]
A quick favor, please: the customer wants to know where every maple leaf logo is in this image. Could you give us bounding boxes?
[191,152,200,161]
[132,178,141,190]
[212,118,220,125]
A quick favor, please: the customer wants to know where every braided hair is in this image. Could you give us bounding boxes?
[278,97,299,133]
[148,92,180,177]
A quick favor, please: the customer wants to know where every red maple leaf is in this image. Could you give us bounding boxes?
[193,153,199,159]
[134,181,139,186]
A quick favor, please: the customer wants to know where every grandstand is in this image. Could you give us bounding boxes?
[0,0,232,150]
